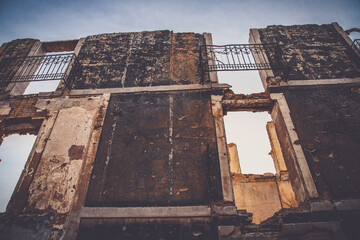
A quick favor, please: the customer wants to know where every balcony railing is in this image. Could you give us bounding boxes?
[0,53,81,90]
[203,44,290,80]
[351,39,360,54]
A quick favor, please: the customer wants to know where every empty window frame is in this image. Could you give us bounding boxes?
[222,94,298,224]
[224,111,275,174]
[0,134,37,212]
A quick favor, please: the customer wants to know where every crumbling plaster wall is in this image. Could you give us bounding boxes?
[0,94,109,239]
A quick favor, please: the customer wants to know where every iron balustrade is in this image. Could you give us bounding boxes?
[203,44,290,80]
[351,39,360,54]
[0,53,81,90]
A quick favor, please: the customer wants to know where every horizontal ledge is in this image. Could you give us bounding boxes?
[80,206,212,218]
[69,83,230,96]
[278,77,360,87]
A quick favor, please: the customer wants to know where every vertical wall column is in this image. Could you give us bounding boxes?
[249,29,275,89]
[203,33,219,84]
[211,95,234,202]
[271,93,318,200]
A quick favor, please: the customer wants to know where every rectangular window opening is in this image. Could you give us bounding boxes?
[0,133,37,212]
[224,107,298,224]
[217,71,265,95]
[224,111,275,174]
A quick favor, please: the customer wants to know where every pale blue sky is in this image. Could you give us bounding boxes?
[0,0,359,45]
[0,0,359,210]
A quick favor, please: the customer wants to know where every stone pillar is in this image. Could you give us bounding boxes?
[227,143,241,175]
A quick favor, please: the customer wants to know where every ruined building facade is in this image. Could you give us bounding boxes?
[0,22,359,239]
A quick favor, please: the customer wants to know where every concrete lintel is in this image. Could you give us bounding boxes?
[211,95,234,203]
[79,206,211,218]
[69,83,230,96]
[222,99,272,112]
[278,77,360,88]
[270,93,318,199]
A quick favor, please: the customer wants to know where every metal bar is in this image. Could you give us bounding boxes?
[351,39,360,54]
[204,43,290,80]
[0,53,79,90]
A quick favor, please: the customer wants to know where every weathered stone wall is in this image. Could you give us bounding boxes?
[284,85,360,200]
[72,31,205,89]
[86,91,222,207]
[259,24,360,80]
[0,39,37,59]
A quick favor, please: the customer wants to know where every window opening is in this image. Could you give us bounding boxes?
[0,134,37,212]
[24,51,74,94]
[224,111,275,174]
[218,71,265,94]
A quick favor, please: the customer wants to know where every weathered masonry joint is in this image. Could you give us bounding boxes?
[0,23,360,239]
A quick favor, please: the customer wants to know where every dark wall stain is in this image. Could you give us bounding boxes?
[284,85,360,199]
[259,24,360,80]
[85,91,221,207]
[68,145,85,160]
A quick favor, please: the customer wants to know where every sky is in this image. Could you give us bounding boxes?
[0,0,359,210]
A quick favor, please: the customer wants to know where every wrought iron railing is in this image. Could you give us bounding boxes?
[351,39,360,54]
[0,53,81,90]
[203,44,290,80]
